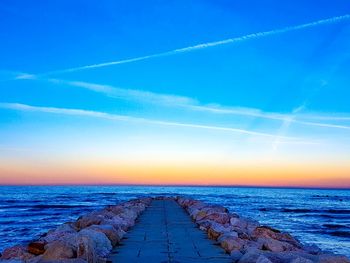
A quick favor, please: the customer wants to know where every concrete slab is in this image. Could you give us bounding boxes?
[108,200,232,263]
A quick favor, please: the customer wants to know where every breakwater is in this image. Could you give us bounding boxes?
[0,196,349,263]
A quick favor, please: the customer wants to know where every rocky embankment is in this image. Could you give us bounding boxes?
[177,197,350,263]
[1,196,349,263]
[0,197,152,263]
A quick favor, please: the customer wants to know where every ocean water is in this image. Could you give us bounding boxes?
[0,186,349,257]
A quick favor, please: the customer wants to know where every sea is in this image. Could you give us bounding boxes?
[0,186,349,257]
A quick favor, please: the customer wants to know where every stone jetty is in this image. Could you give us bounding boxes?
[0,196,349,263]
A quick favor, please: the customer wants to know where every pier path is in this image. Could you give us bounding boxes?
[108,199,232,263]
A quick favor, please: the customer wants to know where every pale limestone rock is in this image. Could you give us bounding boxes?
[77,229,112,258]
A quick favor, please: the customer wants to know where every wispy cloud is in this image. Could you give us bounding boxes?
[272,104,307,151]
[15,73,37,80]
[13,76,350,131]
[42,14,350,75]
[49,80,350,130]
[0,102,309,141]
[48,79,196,105]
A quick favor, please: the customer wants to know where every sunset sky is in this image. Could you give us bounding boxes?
[1,1,350,187]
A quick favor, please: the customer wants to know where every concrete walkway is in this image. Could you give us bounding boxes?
[108,199,232,263]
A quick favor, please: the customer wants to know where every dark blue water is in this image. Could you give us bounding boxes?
[0,186,349,257]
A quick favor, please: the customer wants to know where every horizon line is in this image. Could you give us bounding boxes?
[0,183,349,190]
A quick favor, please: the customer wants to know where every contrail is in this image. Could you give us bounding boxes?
[11,75,350,130]
[0,102,306,141]
[44,14,350,75]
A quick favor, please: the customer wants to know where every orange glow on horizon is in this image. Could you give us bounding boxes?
[1,160,349,188]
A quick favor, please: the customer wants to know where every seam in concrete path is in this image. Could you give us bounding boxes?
[108,199,231,263]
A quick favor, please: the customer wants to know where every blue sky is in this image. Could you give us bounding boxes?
[0,1,349,186]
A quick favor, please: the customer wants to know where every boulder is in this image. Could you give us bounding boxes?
[77,235,96,263]
[230,218,248,229]
[0,245,35,261]
[41,241,76,261]
[86,224,122,246]
[219,235,246,253]
[196,219,214,231]
[28,241,46,255]
[290,257,314,263]
[302,244,322,255]
[202,205,228,214]
[254,251,318,263]
[238,248,264,263]
[194,210,208,221]
[258,237,297,252]
[40,223,77,244]
[203,212,230,224]
[187,202,206,214]
[75,214,103,229]
[252,226,300,247]
[77,229,112,258]
[316,254,350,263]
[102,216,129,232]
[189,208,200,219]
[106,205,124,215]
[207,222,231,240]
[256,255,273,263]
[40,259,87,263]
[118,209,137,225]
[231,250,244,263]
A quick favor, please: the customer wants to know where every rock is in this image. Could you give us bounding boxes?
[219,235,246,253]
[40,223,77,244]
[41,241,76,261]
[77,229,112,258]
[77,235,96,263]
[0,245,35,261]
[238,248,264,263]
[196,219,214,231]
[106,205,124,215]
[238,231,251,240]
[28,241,46,255]
[252,226,300,247]
[189,208,200,219]
[204,212,230,224]
[86,224,122,246]
[102,216,129,231]
[218,231,239,240]
[187,202,206,215]
[231,250,243,262]
[302,244,322,255]
[194,210,208,221]
[316,254,350,263]
[1,260,26,263]
[258,237,297,252]
[56,222,79,232]
[242,240,264,251]
[207,222,231,240]
[41,260,87,263]
[230,218,248,229]
[290,257,314,263]
[75,214,103,229]
[202,205,228,214]
[252,226,280,239]
[179,199,198,208]
[256,255,273,263]
[263,251,319,263]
